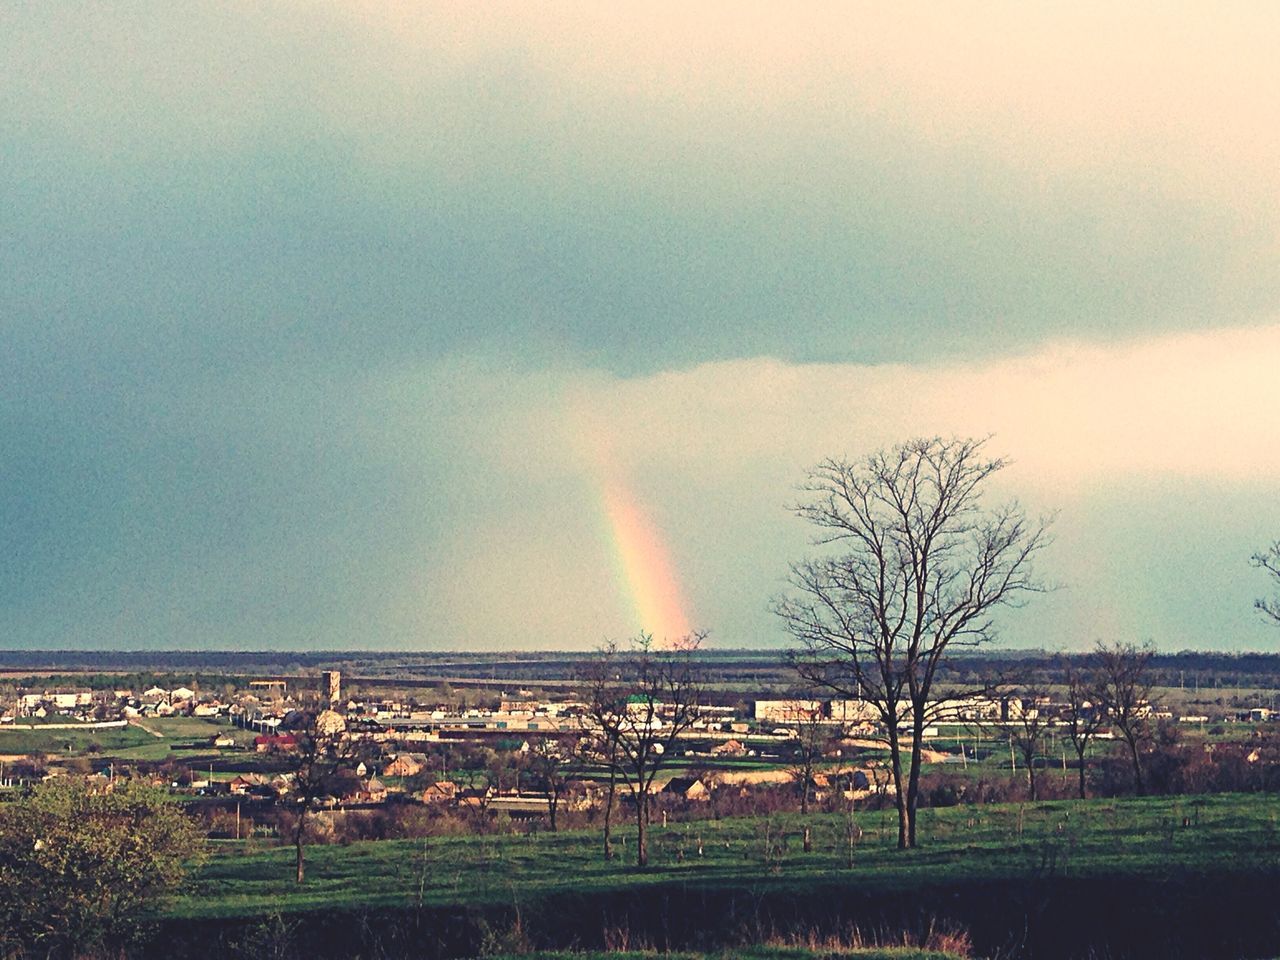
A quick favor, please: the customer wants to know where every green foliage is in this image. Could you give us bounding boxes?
[0,777,205,957]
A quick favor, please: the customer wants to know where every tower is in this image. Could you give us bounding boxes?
[322,670,341,708]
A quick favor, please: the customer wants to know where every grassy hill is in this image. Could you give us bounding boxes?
[176,793,1280,920]
[152,793,1280,959]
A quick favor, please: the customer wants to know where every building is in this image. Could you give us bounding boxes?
[661,777,709,801]
[383,754,425,778]
[753,700,822,723]
[322,671,342,709]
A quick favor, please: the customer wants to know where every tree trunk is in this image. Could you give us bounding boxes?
[886,722,909,850]
[547,788,559,831]
[1027,753,1038,801]
[1076,745,1088,800]
[1128,736,1146,796]
[294,810,307,884]
[906,715,924,849]
[636,790,648,868]
[800,774,810,815]
[602,770,616,860]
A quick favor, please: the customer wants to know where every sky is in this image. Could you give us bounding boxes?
[2,2,1280,652]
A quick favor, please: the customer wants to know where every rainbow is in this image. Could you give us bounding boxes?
[598,473,693,644]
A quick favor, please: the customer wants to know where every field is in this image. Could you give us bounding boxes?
[0,715,252,763]
[176,793,1280,919]
[0,723,157,757]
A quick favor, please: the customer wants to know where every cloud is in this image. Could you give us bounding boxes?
[3,6,1280,650]
[552,322,1280,494]
[392,322,1280,650]
[4,3,1279,377]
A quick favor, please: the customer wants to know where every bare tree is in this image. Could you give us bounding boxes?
[779,436,1050,849]
[1003,681,1050,801]
[1095,641,1157,796]
[1253,542,1280,625]
[575,731,622,860]
[284,710,363,883]
[580,632,704,868]
[526,733,578,831]
[785,698,837,815]
[1059,654,1107,800]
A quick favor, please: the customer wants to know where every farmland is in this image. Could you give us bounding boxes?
[0,715,254,763]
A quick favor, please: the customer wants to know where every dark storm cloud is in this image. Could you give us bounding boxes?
[2,3,1278,648]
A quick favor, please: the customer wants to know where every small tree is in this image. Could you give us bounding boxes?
[785,699,837,815]
[285,710,364,883]
[1003,681,1050,801]
[526,734,578,831]
[0,778,204,957]
[1095,641,1157,795]
[581,632,704,868]
[1253,542,1280,625]
[596,736,622,859]
[1060,654,1107,800]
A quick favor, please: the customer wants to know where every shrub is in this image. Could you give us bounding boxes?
[0,778,204,958]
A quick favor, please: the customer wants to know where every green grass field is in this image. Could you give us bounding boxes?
[0,715,249,762]
[0,723,157,757]
[174,792,1280,921]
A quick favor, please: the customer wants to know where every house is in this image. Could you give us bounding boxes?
[711,739,747,757]
[212,733,237,749]
[753,700,822,723]
[229,774,268,795]
[50,691,93,711]
[268,775,294,796]
[254,733,299,753]
[170,686,196,702]
[456,785,493,808]
[421,780,458,804]
[383,754,424,778]
[661,777,710,802]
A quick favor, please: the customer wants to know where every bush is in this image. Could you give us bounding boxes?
[0,777,204,958]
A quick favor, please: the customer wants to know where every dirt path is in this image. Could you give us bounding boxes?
[128,718,165,739]
[842,737,953,763]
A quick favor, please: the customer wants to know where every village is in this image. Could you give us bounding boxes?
[2,664,1276,832]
